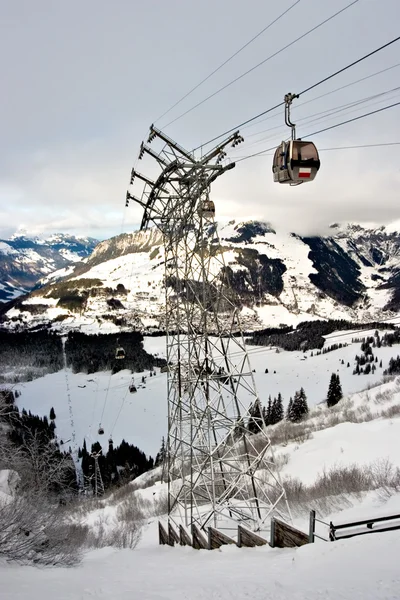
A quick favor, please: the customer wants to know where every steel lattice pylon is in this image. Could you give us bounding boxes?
[127,126,290,537]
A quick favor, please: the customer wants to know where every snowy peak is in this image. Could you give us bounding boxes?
[0,233,99,303]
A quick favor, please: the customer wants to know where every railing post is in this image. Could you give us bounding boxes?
[329,521,335,541]
[270,517,276,548]
[309,510,316,543]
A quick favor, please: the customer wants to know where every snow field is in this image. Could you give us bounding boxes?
[13,330,400,458]
[2,512,400,599]
[3,330,400,598]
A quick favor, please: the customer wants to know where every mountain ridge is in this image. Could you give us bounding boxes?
[1,220,400,332]
[0,233,99,303]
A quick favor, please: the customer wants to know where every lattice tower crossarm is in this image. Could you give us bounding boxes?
[127,125,290,537]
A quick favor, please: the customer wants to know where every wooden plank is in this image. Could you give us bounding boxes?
[158,521,169,545]
[168,522,179,546]
[192,524,208,550]
[208,527,236,550]
[271,518,309,548]
[237,525,268,548]
[179,525,192,546]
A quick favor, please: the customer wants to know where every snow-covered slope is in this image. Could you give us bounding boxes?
[4,331,400,599]
[10,329,400,458]
[2,518,400,599]
[2,221,400,330]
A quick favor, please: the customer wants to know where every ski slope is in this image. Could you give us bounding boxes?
[13,329,400,458]
[4,331,400,598]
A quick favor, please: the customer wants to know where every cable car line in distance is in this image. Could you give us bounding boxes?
[163,0,360,130]
[196,32,400,151]
[154,0,301,124]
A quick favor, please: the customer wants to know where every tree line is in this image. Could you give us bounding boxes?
[79,438,154,493]
[246,319,395,352]
[0,329,166,381]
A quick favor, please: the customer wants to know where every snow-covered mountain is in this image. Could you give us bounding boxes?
[2,221,400,331]
[0,233,99,303]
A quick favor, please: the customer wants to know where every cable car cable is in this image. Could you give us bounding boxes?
[238,62,400,136]
[162,0,360,130]
[319,141,400,151]
[154,0,301,124]
[299,35,400,97]
[235,87,400,153]
[244,84,400,142]
[195,33,400,150]
[235,100,400,163]
[233,141,400,160]
[303,100,400,139]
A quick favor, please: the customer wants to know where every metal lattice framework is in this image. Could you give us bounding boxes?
[127,126,290,537]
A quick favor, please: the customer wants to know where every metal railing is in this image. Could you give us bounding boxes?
[309,509,400,542]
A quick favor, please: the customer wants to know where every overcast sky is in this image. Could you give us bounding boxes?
[1,0,400,240]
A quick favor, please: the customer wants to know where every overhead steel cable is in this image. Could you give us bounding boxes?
[318,142,400,151]
[241,85,400,146]
[195,33,400,150]
[239,62,400,135]
[305,100,400,138]
[244,83,400,140]
[163,0,360,130]
[154,0,301,124]
[299,35,400,97]
[232,86,400,153]
[234,101,400,162]
[233,141,400,160]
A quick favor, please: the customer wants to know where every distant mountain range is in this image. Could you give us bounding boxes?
[1,221,400,331]
[0,234,98,302]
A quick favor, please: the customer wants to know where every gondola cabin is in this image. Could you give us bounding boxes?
[115,347,126,360]
[273,140,320,185]
[129,384,137,393]
[98,426,104,435]
[199,199,215,218]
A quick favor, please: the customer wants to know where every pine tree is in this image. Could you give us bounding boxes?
[49,406,56,420]
[248,399,263,434]
[271,393,284,425]
[286,397,293,421]
[326,373,343,407]
[265,396,272,426]
[335,374,343,401]
[155,437,166,466]
[289,388,309,422]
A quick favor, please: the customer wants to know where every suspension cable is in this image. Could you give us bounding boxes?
[195,33,400,150]
[235,101,400,163]
[233,86,400,153]
[163,0,360,130]
[239,62,400,135]
[244,84,400,141]
[154,0,301,124]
